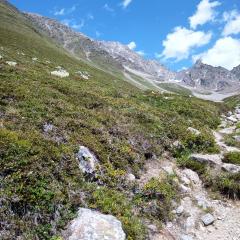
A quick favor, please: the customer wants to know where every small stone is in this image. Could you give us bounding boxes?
[6,61,17,66]
[219,126,236,135]
[76,146,99,174]
[126,173,136,182]
[201,213,215,226]
[181,176,191,185]
[227,116,238,123]
[182,169,200,185]
[176,205,184,215]
[43,123,54,133]
[233,135,240,142]
[32,57,38,61]
[222,163,240,174]
[179,184,191,193]
[162,166,174,175]
[0,55,3,59]
[180,235,193,240]
[187,127,201,136]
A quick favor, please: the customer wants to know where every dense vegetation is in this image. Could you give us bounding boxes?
[0,2,237,239]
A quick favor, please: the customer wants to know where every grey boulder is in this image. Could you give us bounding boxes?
[63,208,126,240]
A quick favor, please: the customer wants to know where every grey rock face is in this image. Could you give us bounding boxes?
[76,146,99,174]
[231,64,240,80]
[201,213,215,226]
[190,154,222,167]
[96,41,175,81]
[233,136,240,142]
[222,163,240,174]
[177,60,240,92]
[63,208,126,240]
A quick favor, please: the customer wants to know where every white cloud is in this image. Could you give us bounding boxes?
[222,10,240,36]
[160,26,212,61]
[136,50,145,56]
[96,31,101,38]
[54,8,65,16]
[192,37,240,70]
[103,4,114,12]
[122,0,133,9]
[127,41,136,50]
[54,5,77,16]
[189,0,221,29]
[87,13,94,20]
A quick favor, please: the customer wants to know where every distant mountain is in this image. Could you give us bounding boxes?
[25,13,174,82]
[231,64,240,80]
[177,60,240,92]
[25,13,240,96]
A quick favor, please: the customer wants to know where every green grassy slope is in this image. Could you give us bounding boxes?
[0,1,227,239]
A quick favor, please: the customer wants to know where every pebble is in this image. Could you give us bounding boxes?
[201,213,215,226]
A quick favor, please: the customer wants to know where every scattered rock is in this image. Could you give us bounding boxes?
[176,205,184,215]
[51,69,69,78]
[32,57,38,61]
[227,116,238,123]
[43,123,54,133]
[126,173,136,182]
[222,163,240,174]
[162,166,174,175]
[181,176,191,185]
[233,135,240,142]
[76,146,99,174]
[219,126,236,135]
[63,208,126,240]
[6,61,17,66]
[201,213,215,226]
[0,55,3,60]
[180,235,193,240]
[182,169,200,185]
[187,127,201,136]
[77,70,90,80]
[190,154,222,167]
[179,184,191,193]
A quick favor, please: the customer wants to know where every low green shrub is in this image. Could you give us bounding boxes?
[88,187,146,240]
[141,175,178,221]
[210,173,240,199]
[177,154,207,175]
[223,152,240,165]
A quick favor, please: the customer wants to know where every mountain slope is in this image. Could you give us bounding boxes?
[0,1,238,240]
[24,13,240,99]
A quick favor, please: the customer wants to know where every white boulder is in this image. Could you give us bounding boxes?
[187,127,201,136]
[76,146,99,174]
[222,163,240,174]
[63,208,126,240]
[201,213,215,226]
[77,71,90,80]
[6,61,17,67]
[190,154,222,167]
[51,69,69,78]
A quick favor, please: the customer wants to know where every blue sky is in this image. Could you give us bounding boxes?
[9,0,240,71]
